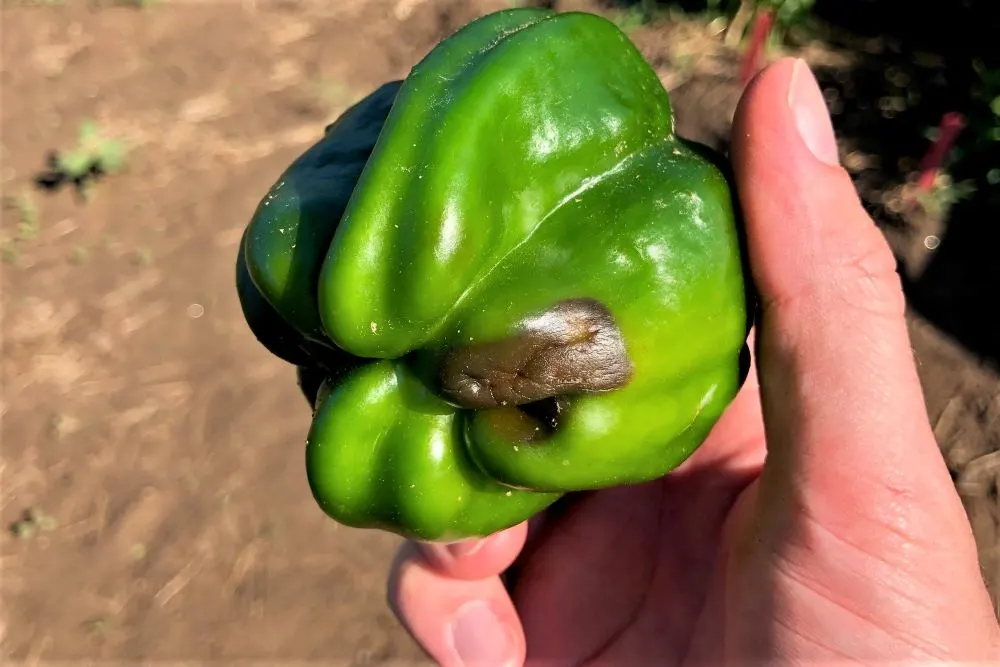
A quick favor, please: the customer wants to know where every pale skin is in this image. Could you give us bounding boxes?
[387,58,1000,666]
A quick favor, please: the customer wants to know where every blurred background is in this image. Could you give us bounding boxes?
[1,0,997,661]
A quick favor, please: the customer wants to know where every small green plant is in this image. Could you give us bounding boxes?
[918,60,1000,213]
[9,506,59,540]
[131,246,153,266]
[0,189,40,264]
[315,79,361,113]
[640,0,814,45]
[4,189,39,240]
[612,6,650,32]
[35,120,127,202]
[70,245,90,263]
[1,243,19,264]
[59,120,126,184]
[83,614,115,638]
[915,173,978,220]
[759,0,814,31]
[606,0,672,33]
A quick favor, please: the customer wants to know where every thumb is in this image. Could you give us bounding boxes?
[731,58,970,540]
[727,58,999,655]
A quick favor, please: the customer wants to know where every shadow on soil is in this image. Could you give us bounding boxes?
[806,0,1000,371]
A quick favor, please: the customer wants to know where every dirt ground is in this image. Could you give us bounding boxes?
[1,0,997,662]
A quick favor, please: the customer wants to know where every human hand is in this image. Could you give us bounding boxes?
[386,58,1000,666]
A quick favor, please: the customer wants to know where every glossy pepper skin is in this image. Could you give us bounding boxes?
[237,8,752,542]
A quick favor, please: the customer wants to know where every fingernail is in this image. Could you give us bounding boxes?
[787,59,840,166]
[420,538,485,569]
[446,539,485,559]
[450,601,515,667]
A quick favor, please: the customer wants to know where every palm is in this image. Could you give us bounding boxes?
[505,368,768,664]
[506,358,983,664]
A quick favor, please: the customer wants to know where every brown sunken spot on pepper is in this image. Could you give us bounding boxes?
[439,298,633,423]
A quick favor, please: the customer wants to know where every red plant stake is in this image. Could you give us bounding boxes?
[917,112,967,190]
[739,9,774,86]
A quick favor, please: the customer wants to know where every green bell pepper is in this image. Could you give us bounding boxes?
[236,8,752,542]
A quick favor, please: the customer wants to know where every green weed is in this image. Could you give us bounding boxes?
[37,120,127,203]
